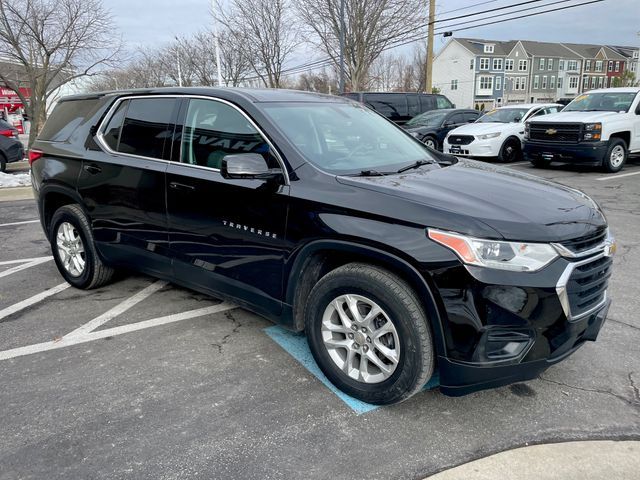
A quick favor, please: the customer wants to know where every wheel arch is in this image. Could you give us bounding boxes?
[609,131,630,147]
[284,240,447,356]
[40,185,87,237]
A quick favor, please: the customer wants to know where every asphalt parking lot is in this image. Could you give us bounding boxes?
[1,161,639,479]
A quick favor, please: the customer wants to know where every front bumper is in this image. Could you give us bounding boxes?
[523,140,608,165]
[443,138,501,158]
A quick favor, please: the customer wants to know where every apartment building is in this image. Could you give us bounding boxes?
[433,38,637,109]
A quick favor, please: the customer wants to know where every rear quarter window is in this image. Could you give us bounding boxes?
[364,94,408,119]
[38,99,99,142]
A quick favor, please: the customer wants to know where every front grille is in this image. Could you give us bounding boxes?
[559,227,607,255]
[530,123,582,143]
[448,135,474,145]
[566,255,612,317]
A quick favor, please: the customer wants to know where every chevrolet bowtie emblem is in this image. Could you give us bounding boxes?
[546,128,558,135]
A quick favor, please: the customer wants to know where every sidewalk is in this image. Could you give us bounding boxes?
[427,440,640,480]
[0,186,33,202]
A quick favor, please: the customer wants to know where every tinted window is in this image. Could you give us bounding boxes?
[448,113,466,125]
[39,99,99,142]
[118,98,176,159]
[436,96,453,109]
[463,112,480,122]
[181,99,271,169]
[102,100,128,151]
[407,94,420,116]
[420,95,436,112]
[364,94,408,120]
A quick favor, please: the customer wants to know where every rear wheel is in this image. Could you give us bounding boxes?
[602,138,627,173]
[423,136,438,150]
[50,204,115,289]
[498,138,522,163]
[305,263,434,405]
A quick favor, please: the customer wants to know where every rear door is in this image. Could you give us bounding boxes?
[79,96,178,275]
[165,97,290,315]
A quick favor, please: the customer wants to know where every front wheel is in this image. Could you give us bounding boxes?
[602,139,627,173]
[498,138,522,163]
[50,204,115,289]
[423,136,438,150]
[305,263,434,405]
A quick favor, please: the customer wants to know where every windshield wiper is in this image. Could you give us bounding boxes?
[396,160,434,173]
[351,169,389,177]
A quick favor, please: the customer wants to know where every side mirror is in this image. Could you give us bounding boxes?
[513,117,522,123]
[221,153,283,181]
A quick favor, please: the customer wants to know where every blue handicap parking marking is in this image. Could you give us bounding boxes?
[264,325,440,415]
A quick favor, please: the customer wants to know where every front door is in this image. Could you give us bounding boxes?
[166,98,290,315]
[78,97,178,275]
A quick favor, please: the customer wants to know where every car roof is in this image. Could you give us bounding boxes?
[583,87,640,94]
[417,108,477,114]
[495,103,562,110]
[57,87,352,105]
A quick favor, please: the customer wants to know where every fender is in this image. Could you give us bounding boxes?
[283,239,448,357]
[38,183,88,236]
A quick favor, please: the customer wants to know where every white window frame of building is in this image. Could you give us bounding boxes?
[632,62,637,73]
[479,76,493,90]
[484,44,494,53]
[492,58,503,70]
[514,77,521,90]
[542,76,547,89]
[533,75,540,89]
[451,79,458,90]
[568,60,578,71]
[558,77,563,89]
[505,59,514,71]
[569,76,578,89]
[615,61,620,72]
[518,59,528,71]
[583,76,589,89]
[591,76,597,89]
[585,60,591,71]
[495,76,502,90]
[550,76,556,89]
[608,61,613,72]
[470,59,474,70]
[598,76,604,88]
[595,60,603,72]
[519,77,527,90]
[480,58,490,70]
[548,58,553,71]
[634,51,639,59]
[559,60,564,70]
[539,58,545,69]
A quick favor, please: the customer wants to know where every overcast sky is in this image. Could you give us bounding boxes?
[105,0,640,64]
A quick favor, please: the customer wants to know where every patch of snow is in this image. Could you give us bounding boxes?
[0,172,31,188]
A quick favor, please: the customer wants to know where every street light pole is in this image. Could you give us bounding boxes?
[211,0,224,86]
[339,0,346,94]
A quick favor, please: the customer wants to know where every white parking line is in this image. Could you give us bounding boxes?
[596,170,640,181]
[0,219,40,227]
[65,280,168,338]
[0,302,236,361]
[0,256,51,266]
[0,282,70,321]
[0,256,52,279]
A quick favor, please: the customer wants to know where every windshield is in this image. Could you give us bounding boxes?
[477,108,529,123]
[261,102,435,174]
[405,111,448,127]
[563,92,638,112]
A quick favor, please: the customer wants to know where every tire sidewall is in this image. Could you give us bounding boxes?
[306,270,430,403]
[603,139,627,173]
[50,207,96,288]
[499,138,521,163]
[424,136,438,150]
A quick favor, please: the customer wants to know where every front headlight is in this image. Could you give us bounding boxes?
[478,132,501,140]
[582,123,602,141]
[428,229,559,272]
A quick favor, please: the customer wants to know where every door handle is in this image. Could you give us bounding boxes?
[83,163,102,174]
[169,181,196,191]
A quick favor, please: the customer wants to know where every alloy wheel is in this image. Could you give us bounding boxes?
[56,221,86,277]
[610,145,625,169]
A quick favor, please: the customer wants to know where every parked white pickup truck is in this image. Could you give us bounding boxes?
[523,87,640,173]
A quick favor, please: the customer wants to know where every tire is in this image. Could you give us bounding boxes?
[498,138,522,163]
[602,138,627,173]
[531,158,550,169]
[0,154,6,173]
[423,136,438,150]
[49,204,115,289]
[305,263,435,405]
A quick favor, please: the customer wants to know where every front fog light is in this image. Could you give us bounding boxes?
[428,229,559,272]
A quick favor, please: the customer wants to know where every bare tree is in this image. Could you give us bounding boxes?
[216,0,298,88]
[297,0,424,91]
[0,0,121,146]
[88,49,171,92]
[295,69,338,93]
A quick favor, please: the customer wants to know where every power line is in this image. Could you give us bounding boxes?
[437,0,501,16]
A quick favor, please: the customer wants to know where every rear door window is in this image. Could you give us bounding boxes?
[448,113,466,125]
[464,112,481,122]
[419,95,436,112]
[101,100,128,151]
[407,94,420,117]
[364,94,408,120]
[436,96,453,109]
[117,98,176,159]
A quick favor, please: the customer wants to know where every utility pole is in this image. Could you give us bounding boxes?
[211,0,224,86]
[425,0,435,93]
[339,0,346,94]
[175,36,183,87]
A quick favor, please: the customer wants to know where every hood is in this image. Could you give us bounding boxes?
[448,122,519,136]
[529,110,625,123]
[336,159,606,242]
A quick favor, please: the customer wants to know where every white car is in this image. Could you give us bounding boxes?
[524,88,640,173]
[443,103,563,162]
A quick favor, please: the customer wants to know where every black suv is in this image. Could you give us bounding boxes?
[403,108,481,150]
[342,92,454,125]
[31,88,615,405]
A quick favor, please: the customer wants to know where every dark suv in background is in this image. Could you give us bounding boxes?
[403,109,481,150]
[31,88,614,405]
[342,92,454,125]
